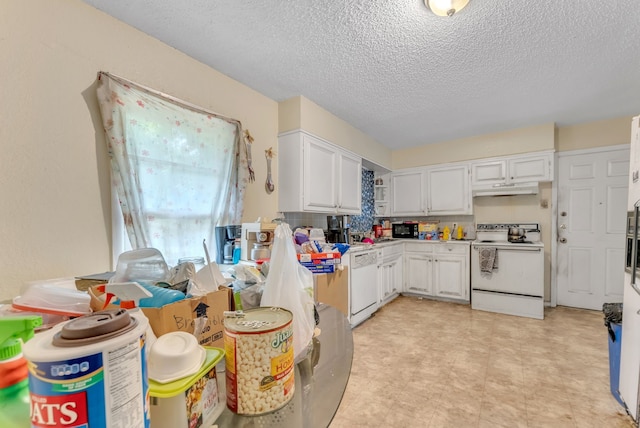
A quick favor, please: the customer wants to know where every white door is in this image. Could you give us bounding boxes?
[556,147,629,310]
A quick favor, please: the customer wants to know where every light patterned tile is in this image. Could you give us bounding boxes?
[328,297,635,428]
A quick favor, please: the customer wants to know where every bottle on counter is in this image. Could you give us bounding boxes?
[0,315,43,428]
[443,226,451,241]
[456,225,464,240]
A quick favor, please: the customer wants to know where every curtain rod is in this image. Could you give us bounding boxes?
[97,71,242,128]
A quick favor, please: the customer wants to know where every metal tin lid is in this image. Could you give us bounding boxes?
[224,307,292,333]
[52,309,138,347]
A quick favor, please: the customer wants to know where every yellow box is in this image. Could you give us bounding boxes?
[418,222,439,232]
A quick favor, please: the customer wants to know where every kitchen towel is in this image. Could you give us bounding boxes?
[479,247,498,275]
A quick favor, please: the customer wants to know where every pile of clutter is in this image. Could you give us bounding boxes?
[1,222,321,427]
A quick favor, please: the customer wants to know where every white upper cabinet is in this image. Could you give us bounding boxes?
[303,136,337,211]
[426,164,472,215]
[278,130,362,214]
[508,153,552,183]
[390,164,471,216]
[471,151,553,187]
[470,160,507,186]
[336,150,362,214]
[390,169,426,216]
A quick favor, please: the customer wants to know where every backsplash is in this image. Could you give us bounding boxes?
[349,170,374,232]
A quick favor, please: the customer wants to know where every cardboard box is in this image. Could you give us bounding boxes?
[297,252,341,274]
[301,263,336,273]
[418,222,439,232]
[88,285,232,349]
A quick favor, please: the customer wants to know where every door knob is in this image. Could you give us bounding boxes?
[559,237,567,243]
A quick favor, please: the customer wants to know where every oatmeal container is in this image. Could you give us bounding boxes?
[224,307,294,415]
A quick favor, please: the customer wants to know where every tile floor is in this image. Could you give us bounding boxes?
[330,296,635,428]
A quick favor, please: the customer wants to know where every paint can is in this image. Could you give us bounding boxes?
[23,309,150,428]
[224,307,294,415]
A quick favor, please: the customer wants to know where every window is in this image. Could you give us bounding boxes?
[96,72,248,266]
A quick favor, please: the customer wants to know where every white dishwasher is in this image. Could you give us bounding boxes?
[350,249,378,327]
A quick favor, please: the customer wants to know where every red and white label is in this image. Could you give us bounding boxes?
[31,392,88,427]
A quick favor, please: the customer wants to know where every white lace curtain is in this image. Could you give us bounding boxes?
[96,72,248,264]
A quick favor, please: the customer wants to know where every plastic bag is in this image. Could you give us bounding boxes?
[261,223,315,362]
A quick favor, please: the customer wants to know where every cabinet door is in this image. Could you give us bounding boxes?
[390,256,403,295]
[433,254,468,300]
[509,154,551,183]
[303,135,338,212]
[404,253,432,295]
[471,160,507,186]
[426,165,471,215]
[337,151,362,214]
[378,263,390,305]
[391,170,425,216]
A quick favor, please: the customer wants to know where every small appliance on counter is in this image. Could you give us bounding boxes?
[327,215,350,243]
[215,225,241,265]
[240,221,277,261]
[391,222,419,239]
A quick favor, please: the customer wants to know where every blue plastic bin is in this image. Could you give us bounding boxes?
[607,322,624,406]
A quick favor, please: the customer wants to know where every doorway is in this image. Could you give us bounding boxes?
[556,146,629,310]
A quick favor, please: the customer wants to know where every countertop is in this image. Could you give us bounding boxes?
[215,303,353,427]
[347,238,472,253]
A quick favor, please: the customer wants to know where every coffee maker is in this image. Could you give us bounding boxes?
[240,222,277,261]
[326,215,350,243]
[215,225,241,264]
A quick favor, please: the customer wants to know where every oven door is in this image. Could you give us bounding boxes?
[471,244,544,297]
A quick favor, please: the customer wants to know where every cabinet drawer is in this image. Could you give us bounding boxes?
[404,242,433,253]
[434,243,469,255]
[382,243,403,258]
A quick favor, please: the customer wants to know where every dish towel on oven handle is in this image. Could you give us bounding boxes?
[479,247,498,275]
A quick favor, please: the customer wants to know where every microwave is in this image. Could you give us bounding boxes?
[392,223,419,239]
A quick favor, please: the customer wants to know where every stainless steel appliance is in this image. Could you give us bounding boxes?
[471,223,544,319]
[391,223,419,239]
[620,114,640,422]
[240,221,277,261]
[349,249,378,327]
[326,215,350,243]
[215,225,240,265]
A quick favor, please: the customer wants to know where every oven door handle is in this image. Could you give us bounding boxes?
[473,246,541,252]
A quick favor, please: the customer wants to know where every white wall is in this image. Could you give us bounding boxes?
[0,0,278,301]
[279,96,392,170]
[2,1,632,304]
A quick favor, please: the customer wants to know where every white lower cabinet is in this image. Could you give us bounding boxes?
[433,253,469,301]
[403,242,470,302]
[404,252,433,295]
[377,244,403,307]
[378,255,403,306]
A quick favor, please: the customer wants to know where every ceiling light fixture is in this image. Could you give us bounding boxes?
[426,0,470,17]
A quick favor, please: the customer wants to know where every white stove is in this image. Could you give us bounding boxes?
[471,223,544,319]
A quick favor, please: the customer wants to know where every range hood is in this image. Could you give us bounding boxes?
[472,182,539,197]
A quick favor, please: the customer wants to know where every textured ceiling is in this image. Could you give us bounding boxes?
[82,0,640,149]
